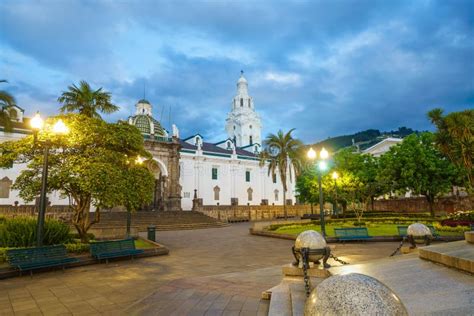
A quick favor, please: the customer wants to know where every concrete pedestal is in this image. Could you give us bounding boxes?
[282,263,331,278]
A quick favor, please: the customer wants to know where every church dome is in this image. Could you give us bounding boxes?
[137,99,150,105]
[130,114,166,136]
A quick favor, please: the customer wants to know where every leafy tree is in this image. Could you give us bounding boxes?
[0,114,154,242]
[295,168,319,213]
[378,132,458,217]
[428,108,473,189]
[260,129,303,219]
[0,80,15,132]
[58,80,119,119]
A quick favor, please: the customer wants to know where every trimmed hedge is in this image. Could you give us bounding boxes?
[0,216,71,248]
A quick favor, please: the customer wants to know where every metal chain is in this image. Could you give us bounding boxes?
[301,248,311,297]
[389,238,406,257]
[329,254,349,265]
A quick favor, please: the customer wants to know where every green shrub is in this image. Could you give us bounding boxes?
[0,217,70,247]
[69,233,95,241]
[65,243,90,254]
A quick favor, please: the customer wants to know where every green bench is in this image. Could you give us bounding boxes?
[90,238,144,263]
[7,245,79,276]
[334,227,372,241]
[397,225,439,237]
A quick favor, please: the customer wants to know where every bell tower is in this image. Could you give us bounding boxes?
[225,71,262,147]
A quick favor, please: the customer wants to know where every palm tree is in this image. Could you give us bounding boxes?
[58,80,119,119]
[259,129,303,219]
[0,80,15,132]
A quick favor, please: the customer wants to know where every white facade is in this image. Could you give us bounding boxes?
[362,137,403,157]
[225,72,262,147]
[179,73,294,210]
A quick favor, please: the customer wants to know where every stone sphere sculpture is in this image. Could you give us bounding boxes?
[294,230,327,262]
[408,223,432,244]
[304,273,408,316]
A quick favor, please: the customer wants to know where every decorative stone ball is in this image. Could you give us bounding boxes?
[295,230,327,262]
[304,273,408,316]
[408,223,432,242]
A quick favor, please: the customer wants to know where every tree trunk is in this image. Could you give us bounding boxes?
[427,195,435,217]
[370,196,375,211]
[283,190,287,219]
[310,203,313,215]
[70,195,97,243]
[126,209,131,238]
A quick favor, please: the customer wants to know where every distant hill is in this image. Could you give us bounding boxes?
[311,127,422,152]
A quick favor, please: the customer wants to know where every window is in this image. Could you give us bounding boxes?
[274,189,279,201]
[195,136,201,146]
[247,188,253,201]
[184,192,190,198]
[0,177,12,198]
[240,98,243,107]
[227,142,231,150]
[245,170,251,182]
[248,99,251,107]
[214,186,220,200]
[272,174,277,183]
[249,136,253,145]
[212,167,218,180]
[249,125,252,129]
[8,108,17,120]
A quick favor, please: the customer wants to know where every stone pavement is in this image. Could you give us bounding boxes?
[0,223,400,315]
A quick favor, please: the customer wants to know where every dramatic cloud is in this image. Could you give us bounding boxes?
[1,0,472,143]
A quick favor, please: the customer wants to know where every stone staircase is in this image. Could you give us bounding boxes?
[265,237,474,315]
[91,211,229,231]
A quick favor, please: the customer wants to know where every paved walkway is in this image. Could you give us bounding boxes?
[0,223,400,315]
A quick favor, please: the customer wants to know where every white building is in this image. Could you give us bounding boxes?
[0,73,296,210]
[178,72,293,210]
[362,137,403,157]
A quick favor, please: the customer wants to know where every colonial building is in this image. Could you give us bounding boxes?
[0,73,295,210]
[362,137,403,157]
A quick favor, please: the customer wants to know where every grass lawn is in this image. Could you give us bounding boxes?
[272,223,465,237]
[134,239,156,249]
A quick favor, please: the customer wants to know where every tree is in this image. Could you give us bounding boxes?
[260,129,303,219]
[428,108,473,189]
[295,169,319,213]
[0,114,155,242]
[58,80,119,119]
[0,80,15,132]
[378,133,458,217]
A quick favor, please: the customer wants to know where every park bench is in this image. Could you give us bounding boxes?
[397,225,439,238]
[301,214,319,220]
[90,238,144,263]
[334,227,372,241]
[7,245,79,276]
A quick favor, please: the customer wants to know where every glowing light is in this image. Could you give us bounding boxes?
[332,171,339,179]
[135,156,144,164]
[320,147,329,160]
[307,147,316,160]
[318,161,327,171]
[52,119,68,134]
[30,112,44,130]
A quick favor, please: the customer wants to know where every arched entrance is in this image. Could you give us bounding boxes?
[146,158,168,211]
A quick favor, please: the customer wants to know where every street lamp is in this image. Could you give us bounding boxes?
[307,147,330,237]
[332,171,339,216]
[30,114,68,247]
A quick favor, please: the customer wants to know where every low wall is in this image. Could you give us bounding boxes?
[0,205,72,220]
[87,226,139,240]
[195,205,313,222]
[372,196,473,213]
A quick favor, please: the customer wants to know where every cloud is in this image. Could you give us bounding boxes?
[0,0,472,143]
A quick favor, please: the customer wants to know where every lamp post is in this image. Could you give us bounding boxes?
[30,113,68,247]
[307,147,329,237]
[332,171,339,216]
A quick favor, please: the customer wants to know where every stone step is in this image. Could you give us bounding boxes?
[288,282,306,316]
[418,240,474,273]
[267,282,292,316]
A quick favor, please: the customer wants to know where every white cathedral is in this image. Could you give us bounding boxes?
[0,73,296,210]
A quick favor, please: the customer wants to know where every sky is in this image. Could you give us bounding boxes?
[1,0,473,144]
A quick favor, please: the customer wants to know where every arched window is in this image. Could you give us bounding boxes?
[247,188,253,201]
[227,142,232,150]
[195,136,201,146]
[214,186,220,200]
[249,125,252,129]
[0,177,12,198]
[274,189,279,201]
[249,136,253,145]
[240,98,243,107]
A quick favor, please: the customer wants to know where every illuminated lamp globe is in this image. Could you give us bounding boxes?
[304,273,408,316]
[294,230,327,262]
[30,112,44,130]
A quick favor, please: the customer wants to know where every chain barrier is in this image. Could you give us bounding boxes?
[301,248,311,297]
[389,238,406,257]
[329,254,349,265]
